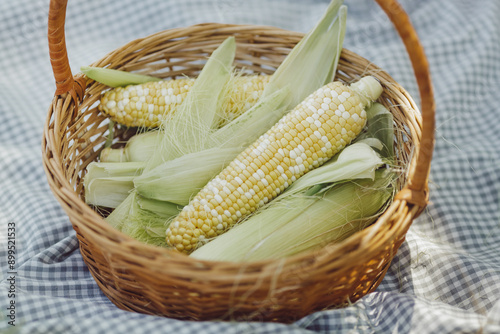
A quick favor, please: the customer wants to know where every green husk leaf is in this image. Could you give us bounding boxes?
[253,172,394,260]
[81,66,161,87]
[147,37,237,170]
[282,142,384,197]
[357,138,384,151]
[85,176,134,208]
[84,161,145,179]
[190,170,394,262]
[83,161,144,208]
[106,190,136,230]
[106,191,172,246]
[134,147,242,205]
[356,102,395,161]
[262,1,347,108]
[136,196,182,218]
[209,87,290,148]
[124,131,163,162]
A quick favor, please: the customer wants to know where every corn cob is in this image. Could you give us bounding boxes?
[166,76,383,253]
[99,75,271,128]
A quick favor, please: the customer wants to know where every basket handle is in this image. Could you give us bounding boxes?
[48,0,85,102]
[375,0,435,205]
[47,0,434,204]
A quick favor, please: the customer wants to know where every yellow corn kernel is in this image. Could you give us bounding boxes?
[166,76,383,253]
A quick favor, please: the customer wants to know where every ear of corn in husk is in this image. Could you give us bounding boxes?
[96,74,279,164]
[190,104,396,261]
[144,36,237,171]
[166,76,383,253]
[83,64,271,129]
[97,74,271,128]
[95,36,237,166]
[101,36,238,237]
[98,83,288,163]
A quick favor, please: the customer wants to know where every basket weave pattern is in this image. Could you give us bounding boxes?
[43,0,434,322]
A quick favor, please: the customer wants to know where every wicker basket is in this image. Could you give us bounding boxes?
[43,0,434,322]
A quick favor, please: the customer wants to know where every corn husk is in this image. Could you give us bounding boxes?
[356,102,395,161]
[84,161,144,179]
[84,161,144,208]
[134,147,242,205]
[85,177,134,209]
[81,66,160,87]
[106,191,173,247]
[282,142,384,198]
[145,37,237,170]
[136,196,181,218]
[190,144,392,262]
[261,2,346,108]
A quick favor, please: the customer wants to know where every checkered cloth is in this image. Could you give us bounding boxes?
[1,0,499,332]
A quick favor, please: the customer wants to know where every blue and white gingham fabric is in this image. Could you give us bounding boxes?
[1,0,500,333]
